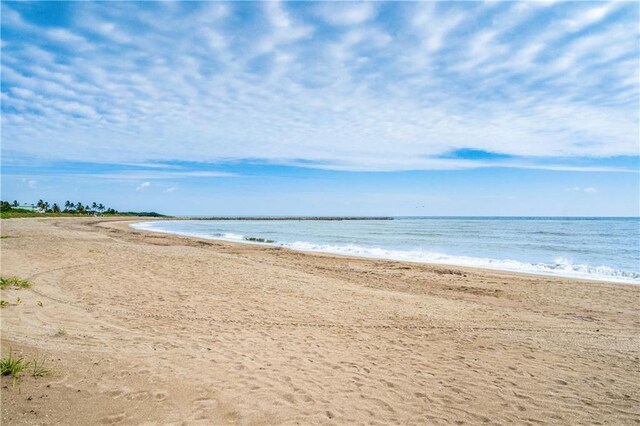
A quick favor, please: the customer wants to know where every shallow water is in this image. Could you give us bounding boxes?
[131,217,640,284]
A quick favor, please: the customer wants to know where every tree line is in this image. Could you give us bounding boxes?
[1,199,118,215]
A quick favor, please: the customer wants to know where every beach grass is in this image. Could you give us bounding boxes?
[1,211,93,219]
[1,210,168,219]
[1,210,44,219]
[31,358,51,377]
[1,351,52,384]
[1,351,30,379]
[0,276,32,289]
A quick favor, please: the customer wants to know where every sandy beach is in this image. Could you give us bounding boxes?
[1,217,638,425]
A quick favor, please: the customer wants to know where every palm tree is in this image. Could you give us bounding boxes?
[44,202,50,212]
[12,200,18,207]
[76,202,84,213]
[37,199,45,211]
[52,203,60,213]
[64,201,72,212]
[98,203,105,214]
[92,202,98,212]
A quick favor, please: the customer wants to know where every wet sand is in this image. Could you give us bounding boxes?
[1,217,638,424]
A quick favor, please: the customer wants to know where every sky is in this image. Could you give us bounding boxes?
[1,1,638,216]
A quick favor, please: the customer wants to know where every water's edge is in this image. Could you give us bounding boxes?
[130,221,639,285]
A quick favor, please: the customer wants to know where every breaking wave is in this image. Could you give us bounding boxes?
[130,222,639,284]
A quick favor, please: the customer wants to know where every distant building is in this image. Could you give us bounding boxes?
[14,204,40,212]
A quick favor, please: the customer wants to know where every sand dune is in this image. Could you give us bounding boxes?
[1,218,638,424]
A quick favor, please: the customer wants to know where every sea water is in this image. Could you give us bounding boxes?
[131,217,640,284]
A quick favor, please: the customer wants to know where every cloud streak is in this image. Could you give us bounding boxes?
[136,181,151,191]
[568,186,598,193]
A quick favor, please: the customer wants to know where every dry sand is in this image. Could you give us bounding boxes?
[1,217,638,425]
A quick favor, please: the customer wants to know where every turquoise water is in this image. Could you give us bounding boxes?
[131,217,640,284]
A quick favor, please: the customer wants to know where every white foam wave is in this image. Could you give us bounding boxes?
[130,222,270,245]
[282,242,640,284]
[219,232,244,241]
[130,222,640,284]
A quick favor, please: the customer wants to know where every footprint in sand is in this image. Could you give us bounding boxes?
[126,390,151,401]
[100,412,127,424]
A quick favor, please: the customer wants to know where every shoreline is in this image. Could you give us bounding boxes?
[2,217,639,424]
[177,216,395,221]
[128,219,638,286]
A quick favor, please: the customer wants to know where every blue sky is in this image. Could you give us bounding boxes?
[1,1,638,216]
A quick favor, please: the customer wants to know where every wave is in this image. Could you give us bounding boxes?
[130,222,640,284]
[130,223,273,245]
[282,242,640,284]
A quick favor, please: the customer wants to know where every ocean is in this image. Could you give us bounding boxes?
[130,217,640,284]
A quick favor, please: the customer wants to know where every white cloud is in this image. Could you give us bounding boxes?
[163,187,177,193]
[568,187,599,193]
[316,3,377,26]
[136,181,151,191]
[47,28,87,45]
[563,3,617,33]
[22,178,37,189]
[73,171,236,180]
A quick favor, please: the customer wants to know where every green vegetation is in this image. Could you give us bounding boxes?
[31,358,51,377]
[54,327,67,337]
[1,350,30,379]
[1,210,68,218]
[0,277,31,308]
[0,276,31,289]
[1,199,167,219]
[37,300,43,307]
[116,211,167,217]
[0,351,52,384]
